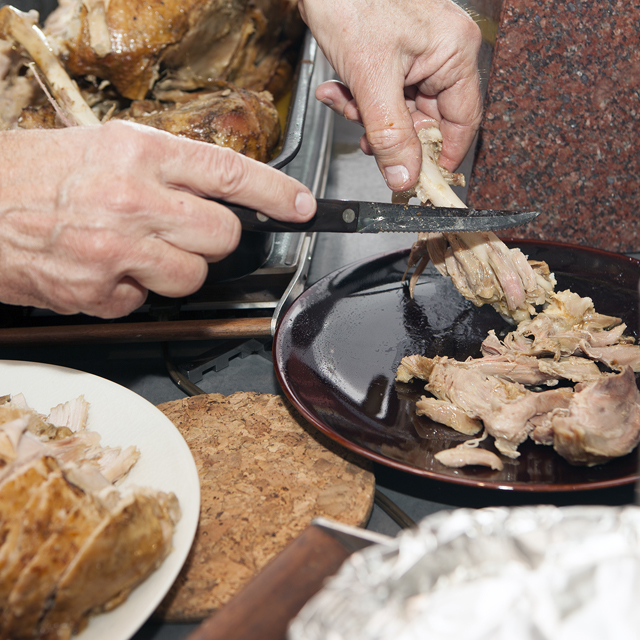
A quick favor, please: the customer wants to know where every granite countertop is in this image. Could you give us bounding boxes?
[468,0,640,253]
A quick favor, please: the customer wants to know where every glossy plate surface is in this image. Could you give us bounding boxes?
[274,241,640,492]
[0,360,200,640]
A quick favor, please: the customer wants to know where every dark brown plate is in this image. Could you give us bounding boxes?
[273,240,640,492]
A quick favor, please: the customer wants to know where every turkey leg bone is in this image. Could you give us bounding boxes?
[400,127,466,291]
[402,127,554,323]
[0,5,99,126]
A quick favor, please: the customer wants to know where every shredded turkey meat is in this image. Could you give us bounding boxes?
[544,367,640,465]
[398,353,602,388]
[403,329,640,465]
[0,394,179,640]
[402,128,556,324]
[398,127,640,469]
[433,431,503,471]
[480,290,639,362]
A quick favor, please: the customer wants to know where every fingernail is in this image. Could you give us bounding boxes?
[295,191,316,217]
[319,97,334,107]
[384,165,410,189]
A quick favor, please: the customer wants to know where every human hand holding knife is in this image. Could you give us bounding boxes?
[222,199,540,234]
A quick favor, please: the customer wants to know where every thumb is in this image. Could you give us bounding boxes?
[356,83,422,191]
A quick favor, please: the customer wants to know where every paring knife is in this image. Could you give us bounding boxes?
[222,199,541,234]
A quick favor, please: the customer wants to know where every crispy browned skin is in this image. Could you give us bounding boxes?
[0,471,84,614]
[0,456,58,531]
[120,84,280,162]
[2,495,107,639]
[49,0,204,100]
[45,0,302,101]
[148,0,302,98]
[39,490,178,639]
[0,471,178,640]
[0,398,180,640]
[17,103,61,129]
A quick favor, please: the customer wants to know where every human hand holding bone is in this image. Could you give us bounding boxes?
[298,0,484,189]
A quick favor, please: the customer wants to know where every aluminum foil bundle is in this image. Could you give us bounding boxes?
[288,505,640,640]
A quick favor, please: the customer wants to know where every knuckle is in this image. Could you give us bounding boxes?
[207,147,250,199]
[197,225,241,263]
[213,215,242,258]
[49,278,100,316]
[100,120,139,151]
[459,19,482,54]
[82,236,114,265]
[44,289,79,315]
[445,13,482,57]
[170,258,209,296]
[76,290,107,315]
[99,285,148,319]
[90,174,145,217]
[185,261,209,294]
[98,120,149,167]
[109,180,144,214]
[63,228,121,274]
[73,271,146,319]
[364,123,413,154]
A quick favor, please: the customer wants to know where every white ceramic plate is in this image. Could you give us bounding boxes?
[0,360,200,640]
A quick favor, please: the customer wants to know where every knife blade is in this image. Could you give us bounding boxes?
[221,199,540,234]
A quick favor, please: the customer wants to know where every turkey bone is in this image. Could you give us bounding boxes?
[0,5,99,126]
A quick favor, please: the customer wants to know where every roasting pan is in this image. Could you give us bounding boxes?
[206,29,318,283]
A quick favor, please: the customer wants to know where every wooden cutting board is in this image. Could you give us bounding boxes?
[153,392,375,623]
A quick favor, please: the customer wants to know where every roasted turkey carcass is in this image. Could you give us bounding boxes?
[0,38,41,128]
[117,83,280,162]
[0,1,302,161]
[43,0,302,101]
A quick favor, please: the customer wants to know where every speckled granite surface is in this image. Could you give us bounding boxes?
[467,0,640,253]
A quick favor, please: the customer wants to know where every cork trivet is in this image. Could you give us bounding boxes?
[153,392,375,622]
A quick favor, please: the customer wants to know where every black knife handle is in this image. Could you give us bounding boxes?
[218,199,361,233]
